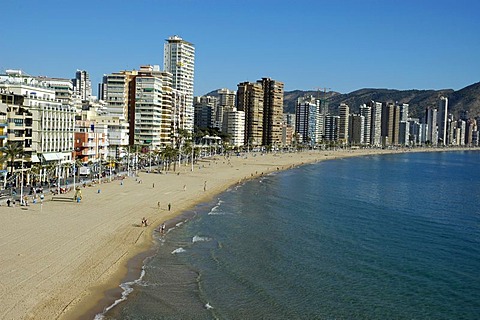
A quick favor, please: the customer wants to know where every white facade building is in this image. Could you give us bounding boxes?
[164,35,195,133]
[222,107,245,147]
[134,65,173,149]
[0,70,75,163]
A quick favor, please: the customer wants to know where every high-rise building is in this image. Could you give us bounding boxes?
[237,81,264,147]
[359,104,371,145]
[103,70,138,121]
[349,114,365,145]
[324,115,339,142]
[381,102,398,146]
[133,65,173,149]
[295,96,321,145]
[425,106,438,145]
[408,118,421,146]
[194,96,216,129]
[437,97,448,145]
[259,78,284,146]
[338,103,349,144]
[222,107,245,147]
[164,35,195,133]
[237,78,284,147]
[73,70,92,101]
[216,88,236,129]
[368,101,382,146]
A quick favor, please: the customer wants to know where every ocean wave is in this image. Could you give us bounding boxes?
[94,265,146,319]
[172,247,186,254]
[208,206,224,215]
[192,235,211,243]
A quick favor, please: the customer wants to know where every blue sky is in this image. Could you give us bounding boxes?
[1,0,479,96]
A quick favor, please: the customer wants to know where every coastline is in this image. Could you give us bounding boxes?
[0,147,476,319]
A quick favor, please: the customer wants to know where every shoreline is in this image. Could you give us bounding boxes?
[0,147,476,319]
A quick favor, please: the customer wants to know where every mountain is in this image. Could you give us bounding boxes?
[284,83,480,119]
[206,82,480,119]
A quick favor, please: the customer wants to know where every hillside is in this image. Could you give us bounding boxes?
[206,82,480,119]
[284,83,480,119]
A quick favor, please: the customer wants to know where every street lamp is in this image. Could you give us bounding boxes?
[20,156,24,205]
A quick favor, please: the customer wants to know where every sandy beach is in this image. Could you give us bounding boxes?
[0,147,472,319]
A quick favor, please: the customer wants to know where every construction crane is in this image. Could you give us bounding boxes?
[314,87,331,101]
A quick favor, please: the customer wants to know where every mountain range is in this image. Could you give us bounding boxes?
[208,82,480,120]
[284,82,480,119]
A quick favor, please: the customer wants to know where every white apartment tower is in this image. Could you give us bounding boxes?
[437,97,448,145]
[222,107,245,147]
[359,104,371,145]
[216,88,236,129]
[368,101,382,146]
[134,65,173,149]
[164,35,195,134]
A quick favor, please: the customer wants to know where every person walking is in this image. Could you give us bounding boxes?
[168,203,171,211]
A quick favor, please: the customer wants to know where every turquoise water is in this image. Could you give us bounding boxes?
[101,151,480,319]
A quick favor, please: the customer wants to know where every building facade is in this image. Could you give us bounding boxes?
[164,35,195,133]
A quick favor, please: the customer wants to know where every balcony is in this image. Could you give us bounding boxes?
[82,141,96,147]
[80,149,96,156]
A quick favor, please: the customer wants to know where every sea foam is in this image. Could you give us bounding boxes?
[94,265,146,319]
[172,247,186,254]
[192,235,211,243]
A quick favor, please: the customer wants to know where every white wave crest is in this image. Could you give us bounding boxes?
[192,235,211,243]
[94,265,146,319]
[172,247,186,254]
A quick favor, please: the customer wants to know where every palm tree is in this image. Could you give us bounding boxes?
[1,142,26,178]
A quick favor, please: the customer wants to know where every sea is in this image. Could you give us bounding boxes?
[97,150,480,320]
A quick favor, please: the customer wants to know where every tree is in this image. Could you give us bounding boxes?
[1,142,26,177]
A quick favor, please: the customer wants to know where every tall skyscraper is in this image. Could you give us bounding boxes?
[349,114,365,145]
[338,103,349,144]
[368,101,382,146]
[381,102,397,146]
[295,96,321,145]
[237,78,284,147]
[359,104,371,145]
[237,81,264,147]
[164,35,195,133]
[437,97,448,145]
[134,65,173,148]
[425,106,438,145]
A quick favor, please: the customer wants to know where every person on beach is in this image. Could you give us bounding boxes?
[168,203,171,211]
[157,201,160,208]
[161,223,166,234]
[204,180,207,191]
[6,199,11,207]
[141,217,148,227]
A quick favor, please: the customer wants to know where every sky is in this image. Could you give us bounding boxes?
[1,0,479,96]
